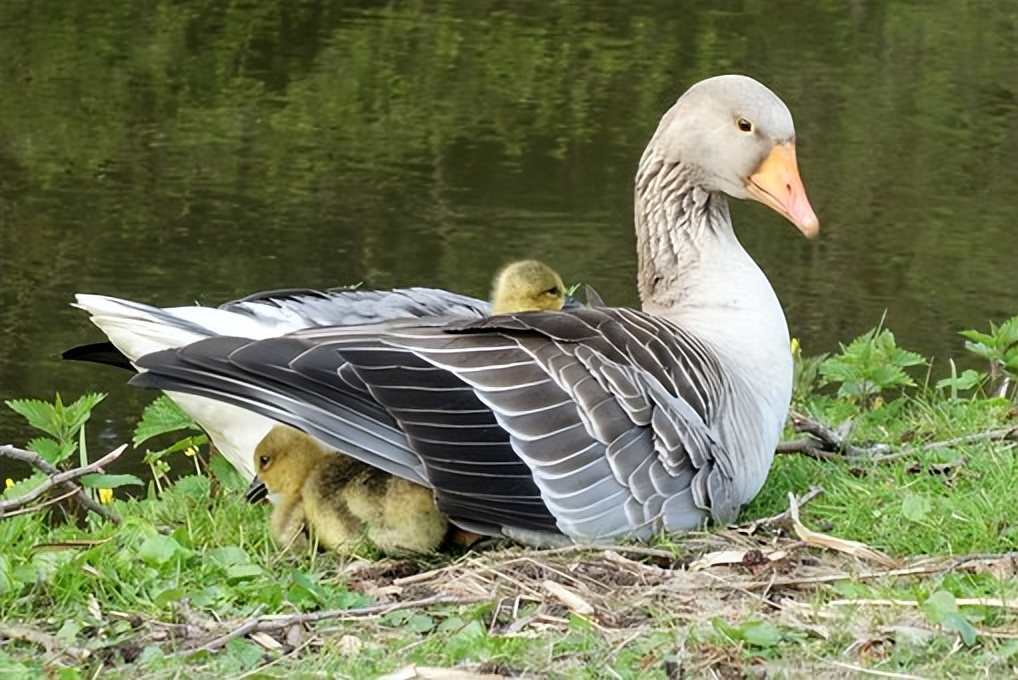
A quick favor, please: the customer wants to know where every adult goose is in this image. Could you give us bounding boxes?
[109,75,817,544]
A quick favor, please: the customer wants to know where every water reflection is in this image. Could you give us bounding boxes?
[1,0,1015,459]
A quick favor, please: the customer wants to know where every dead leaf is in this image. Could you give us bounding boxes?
[542,580,594,615]
[250,631,282,651]
[786,492,897,568]
[689,548,789,571]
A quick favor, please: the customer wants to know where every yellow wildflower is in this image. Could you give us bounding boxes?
[184,446,198,458]
[4,478,14,490]
[790,337,800,357]
[98,488,114,504]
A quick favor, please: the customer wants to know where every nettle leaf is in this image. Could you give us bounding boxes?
[60,393,107,440]
[26,437,74,465]
[6,399,60,439]
[6,393,105,444]
[133,396,203,446]
[820,327,927,401]
[80,473,143,489]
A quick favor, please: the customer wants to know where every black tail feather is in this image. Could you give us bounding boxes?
[62,342,135,371]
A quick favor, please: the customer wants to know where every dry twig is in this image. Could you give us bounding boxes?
[187,593,491,655]
[0,444,124,524]
[778,415,1017,463]
[0,622,91,662]
[742,486,825,533]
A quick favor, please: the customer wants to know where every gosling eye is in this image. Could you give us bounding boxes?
[737,117,754,133]
[545,287,560,296]
[259,455,270,468]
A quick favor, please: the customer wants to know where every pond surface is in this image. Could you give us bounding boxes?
[1,1,1016,473]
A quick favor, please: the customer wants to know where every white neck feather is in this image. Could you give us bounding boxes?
[635,151,792,501]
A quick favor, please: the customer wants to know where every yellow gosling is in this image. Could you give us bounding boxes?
[253,425,363,552]
[490,260,567,314]
[254,424,446,555]
[343,472,448,554]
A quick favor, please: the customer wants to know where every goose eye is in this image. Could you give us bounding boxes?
[737,118,754,133]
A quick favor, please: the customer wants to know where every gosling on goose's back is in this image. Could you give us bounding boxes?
[127,75,816,544]
[490,260,567,315]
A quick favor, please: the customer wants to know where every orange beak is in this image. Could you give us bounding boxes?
[745,143,819,238]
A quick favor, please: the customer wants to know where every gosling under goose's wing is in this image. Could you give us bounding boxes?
[132,306,739,540]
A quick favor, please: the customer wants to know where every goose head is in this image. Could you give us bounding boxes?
[490,260,567,314]
[648,74,818,237]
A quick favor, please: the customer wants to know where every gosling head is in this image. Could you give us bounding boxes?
[490,260,567,315]
[253,425,330,497]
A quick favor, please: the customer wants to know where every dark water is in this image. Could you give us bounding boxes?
[1,1,1016,473]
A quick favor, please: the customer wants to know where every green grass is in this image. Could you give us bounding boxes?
[2,322,1016,679]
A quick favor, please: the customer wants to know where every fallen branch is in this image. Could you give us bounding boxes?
[789,413,887,458]
[0,622,91,662]
[774,440,840,460]
[781,415,1017,463]
[187,593,492,655]
[871,427,1018,464]
[0,444,124,524]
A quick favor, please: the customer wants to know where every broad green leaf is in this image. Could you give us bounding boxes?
[6,393,105,445]
[224,636,263,667]
[154,587,188,607]
[290,571,328,606]
[941,612,977,646]
[225,564,264,582]
[936,369,984,392]
[711,617,740,642]
[79,473,143,489]
[133,395,203,446]
[26,437,73,465]
[209,454,246,492]
[901,494,931,522]
[138,535,190,565]
[406,613,435,633]
[923,590,959,623]
[740,621,782,648]
[207,546,252,566]
[5,399,59,438]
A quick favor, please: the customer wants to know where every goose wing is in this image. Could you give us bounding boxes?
[132,306,739,541]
